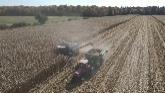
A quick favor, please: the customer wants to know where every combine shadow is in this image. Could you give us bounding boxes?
[65,67,100,91]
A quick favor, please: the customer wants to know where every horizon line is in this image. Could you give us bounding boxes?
[0,4,164,7]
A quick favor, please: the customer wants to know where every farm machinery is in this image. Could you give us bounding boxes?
[56,41,108,89]
[70,49,105,83]
[65,48,108,90]
[56,42,79,56]
[56,41,94,56]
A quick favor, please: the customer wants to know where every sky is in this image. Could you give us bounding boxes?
[0,0,165,7]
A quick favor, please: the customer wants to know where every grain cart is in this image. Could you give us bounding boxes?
[56,42,79,57]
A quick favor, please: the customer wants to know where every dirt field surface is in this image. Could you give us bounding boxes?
[0,16,165,93]
[0,15,134,93]
[29,16,165,93]
[154,15,165,24]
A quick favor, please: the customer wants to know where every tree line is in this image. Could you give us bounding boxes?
[0,5,165,17]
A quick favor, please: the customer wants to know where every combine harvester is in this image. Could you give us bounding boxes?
[70,49,105,81]
[56,41,108,89]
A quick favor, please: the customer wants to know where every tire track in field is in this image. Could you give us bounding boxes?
[148,16,165,92]
[110,16,165,93]
[110,16,149,92]
[103,16,143,93]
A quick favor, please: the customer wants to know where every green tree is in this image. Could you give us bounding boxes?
[35,13,48,24]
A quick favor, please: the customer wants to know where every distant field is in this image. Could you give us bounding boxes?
[47,16,83,24]
[0,16,37,25]
[0,16,82,25]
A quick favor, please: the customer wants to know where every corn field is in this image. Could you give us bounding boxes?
[1,15,165,93]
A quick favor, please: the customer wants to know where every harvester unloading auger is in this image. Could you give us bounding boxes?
[56,41,94,56]
[56,42,108,89]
